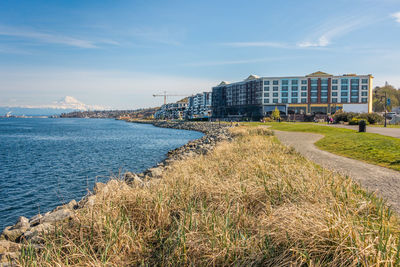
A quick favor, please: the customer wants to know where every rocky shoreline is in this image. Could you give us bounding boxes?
[0,120,232,266]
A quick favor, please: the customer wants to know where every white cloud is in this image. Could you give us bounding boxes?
[184,56,301,67]
[222,42,290,48]
[392,12,400,23]
[0,25,117,48]
[297,18,370,48]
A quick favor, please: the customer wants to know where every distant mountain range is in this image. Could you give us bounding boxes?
[0,96,107,116]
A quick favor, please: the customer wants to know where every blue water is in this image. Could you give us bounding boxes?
[0,118,203,229]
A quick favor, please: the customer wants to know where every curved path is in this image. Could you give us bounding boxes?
[273,130,400,212]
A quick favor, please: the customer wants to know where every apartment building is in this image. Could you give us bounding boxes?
[186,92,212,119]
[154,101,188,119]
[212,71,373,119]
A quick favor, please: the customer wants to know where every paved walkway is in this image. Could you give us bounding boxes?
[325,124,400,138]
[273,130,400,212]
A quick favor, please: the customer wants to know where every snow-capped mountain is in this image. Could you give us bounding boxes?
[51,96,105,111]
[0,96,107,116]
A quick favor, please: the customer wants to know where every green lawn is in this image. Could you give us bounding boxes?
[242,122,400,171]
[369,124,400,128]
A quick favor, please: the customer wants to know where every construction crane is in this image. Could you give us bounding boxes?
[153,91,188,105]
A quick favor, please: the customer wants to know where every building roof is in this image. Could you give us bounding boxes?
[245,74,260,81]
[306,71,333,77]
[218,81,230,86]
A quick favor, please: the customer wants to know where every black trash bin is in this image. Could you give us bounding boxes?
[359,119,367,132]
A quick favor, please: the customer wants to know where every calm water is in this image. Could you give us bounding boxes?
[0,118,203,229]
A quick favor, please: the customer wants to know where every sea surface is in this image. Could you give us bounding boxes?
[0,118,203,229]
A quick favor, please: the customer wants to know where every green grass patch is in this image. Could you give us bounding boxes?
[261,122,400,171]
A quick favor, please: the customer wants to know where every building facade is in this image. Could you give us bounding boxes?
[154,101,188,119]
[212,72,373,119]
[186,92,212,119]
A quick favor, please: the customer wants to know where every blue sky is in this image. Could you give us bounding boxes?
[1,0,400,109]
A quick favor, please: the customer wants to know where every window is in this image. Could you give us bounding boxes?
[321,91,328,96]
[273,93,278,97]
[301,80,307,84]
[332,85,338,90]
[282,86,288,91]
[264,93,269,97]
[341,79,348,84]
[311,85,318,90]
[301,86,307,90]
[281,92,288,97]
[282,98,288,103]
[311,92,318,97]
[311,98,318,103]
[282,80,289,85]
[351,91,359,96]
[311,79,318,85]
[332,79,338,84]
[291,98,298,103]
[351,85,359,90]
[321,85,328,90]
[361,91,368,96]
[273,80,279,85]
[273,98,278,103]
[351,97,359,103]
[362,79,368,84]
[341,85,348,90]
[264,99,269,103]
[301,92,307,97]
[292,86,298,91]
[362,98,368,103]
[264,86,270,91]
[341,98,348,103]
[301,98,307,103]
[332,92,338,96]
[291,80,298,85]
[264,80,270,85]
[361,85,368,90]
[273,86,279,91]
[332,98,338,103]
[321,79,328,85]
[321,98,328,103]
[292,92,298,97]
[351,78,359,84]
[341,92,348,96]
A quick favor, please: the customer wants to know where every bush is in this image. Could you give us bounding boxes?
[349,117,370,125]
[333,112,383,124]
[357,113,383,124]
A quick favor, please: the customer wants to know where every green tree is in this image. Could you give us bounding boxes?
[373,84,400,112]
[271,107,281,121]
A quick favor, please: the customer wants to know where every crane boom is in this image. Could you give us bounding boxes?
[153,91,188,105]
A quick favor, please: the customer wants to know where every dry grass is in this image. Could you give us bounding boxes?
[20,126,400,266]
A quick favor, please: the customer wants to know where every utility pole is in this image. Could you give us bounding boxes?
[375,90,388,127]
[153,91,187,105]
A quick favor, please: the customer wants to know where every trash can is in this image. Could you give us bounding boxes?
[359,120,367,132]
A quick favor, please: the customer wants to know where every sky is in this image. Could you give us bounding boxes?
[0,0,400,109]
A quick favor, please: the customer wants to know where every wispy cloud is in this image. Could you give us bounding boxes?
[222,42,290,49]
[392,12,400,23]
[0,25,117,48]
[128,27,184,46]
[184,56,301,67]
[297,17,374,48]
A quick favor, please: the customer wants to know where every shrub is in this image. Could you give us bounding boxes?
[357,112,383,124]
[271,107,281,121]
[349,117,370,125]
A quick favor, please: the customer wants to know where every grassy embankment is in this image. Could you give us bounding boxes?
[242,122,400,172]
[20,126,400,266]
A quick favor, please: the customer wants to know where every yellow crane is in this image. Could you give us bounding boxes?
[153,91,188,105]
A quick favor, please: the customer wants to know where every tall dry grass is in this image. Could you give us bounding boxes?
[20,127,400,266]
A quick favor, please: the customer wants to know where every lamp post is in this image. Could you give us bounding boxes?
[375,90,387,127]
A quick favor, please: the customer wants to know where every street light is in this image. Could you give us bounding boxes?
[375,90,387,127]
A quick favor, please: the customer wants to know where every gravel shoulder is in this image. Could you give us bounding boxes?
[273,130,400,212]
